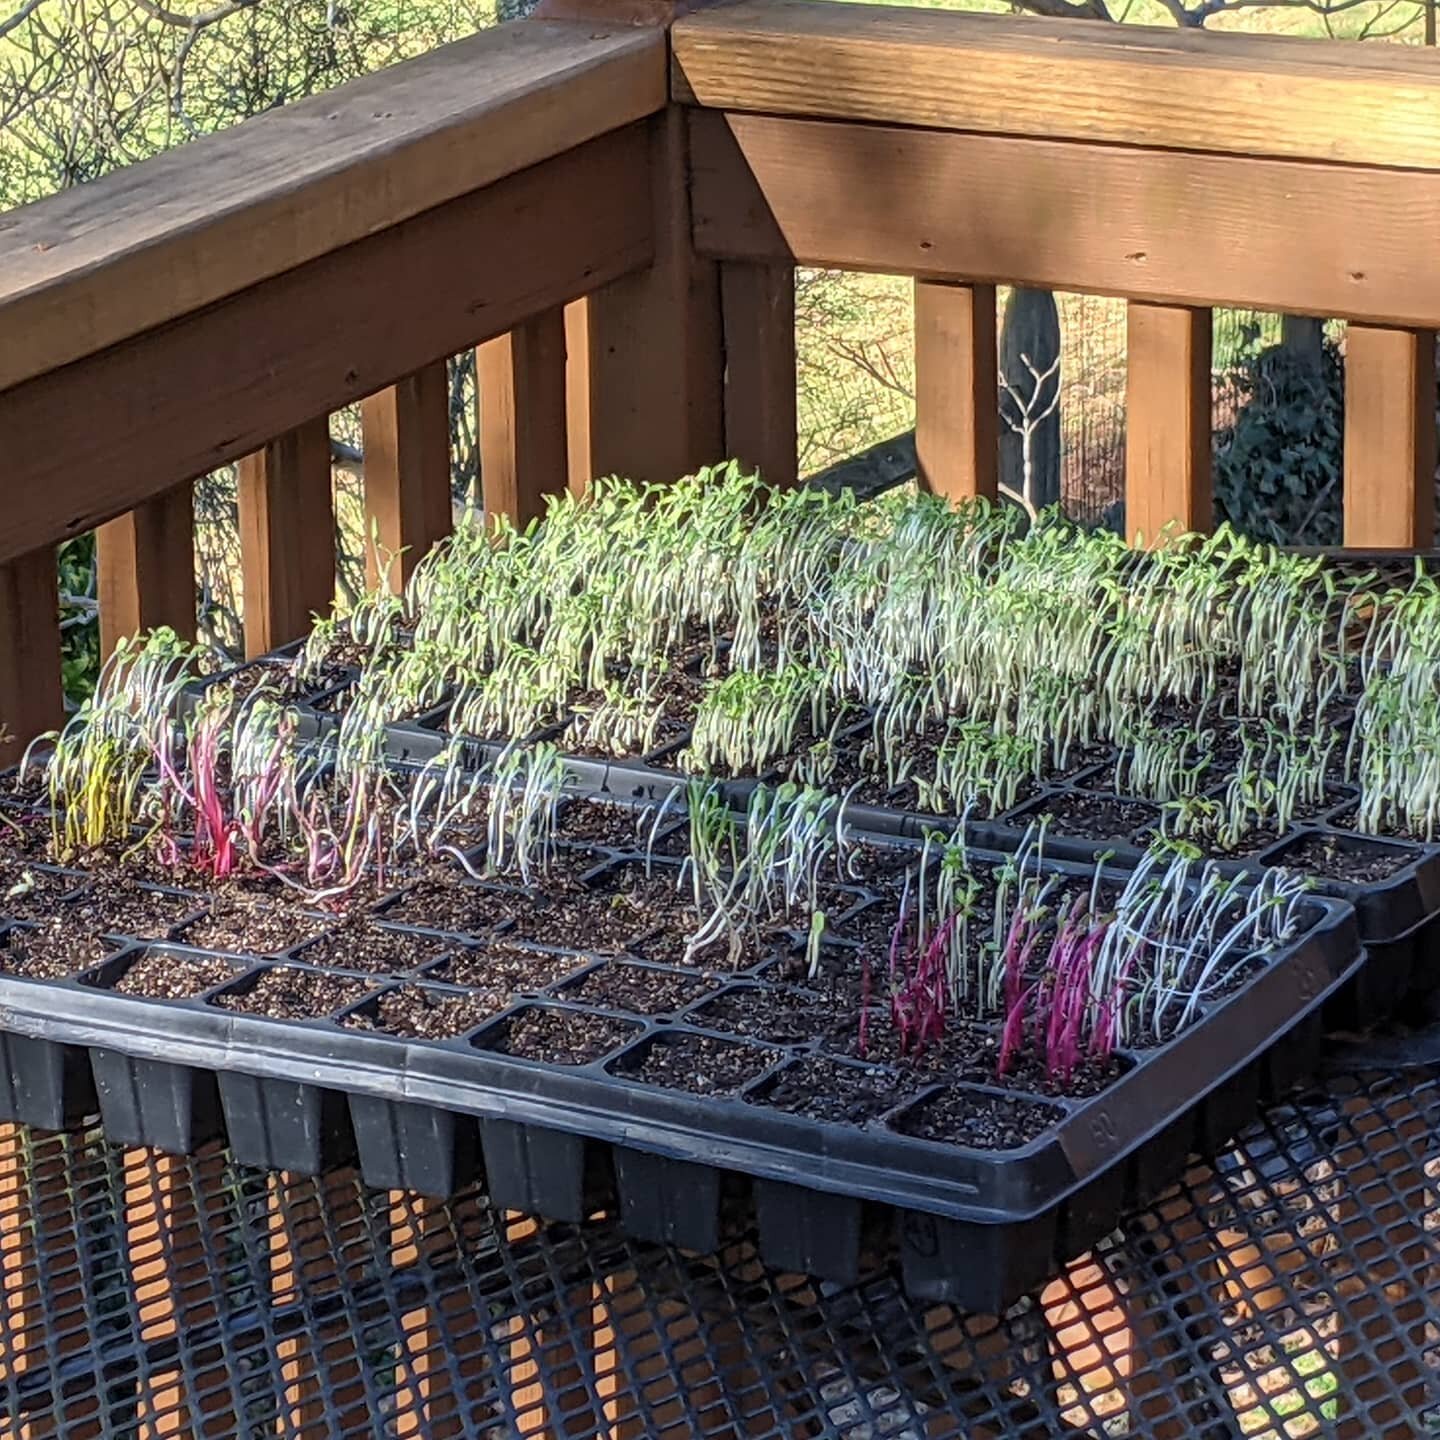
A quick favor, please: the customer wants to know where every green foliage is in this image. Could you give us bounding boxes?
[57,536,99,711]
[1212,332,1345,546]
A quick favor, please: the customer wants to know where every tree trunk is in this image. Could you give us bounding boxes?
[999,287,1062,513]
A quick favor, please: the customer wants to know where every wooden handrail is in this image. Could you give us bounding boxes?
[676,0,1440,549]
[0,19,665,395]
[673,0,1440,170]
[0,13,674,760]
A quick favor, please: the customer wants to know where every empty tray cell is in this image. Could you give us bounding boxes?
[426,944,583,993]
[92,946,245,1000]
[63,881,203,941]
[476,1005,638,1067]
[341,983,505,1041]
[1264,830,1418,884]
[748,1054,918,1127]
[687,983,845,1046]
[0,921,118,980]
[609,1031,779,1097]
[889,1087,1064,1152]
[179,900,330,958]
[556,960,716,1016]
[292,923,451,976]
[211,966,374,1022]
[376,878,527,939]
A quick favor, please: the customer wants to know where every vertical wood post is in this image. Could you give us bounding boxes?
[96,484,196,660]
[720,262,798,488]
[237,419,335,658]
[914,280,999,505]
[1344,325,1437,547]
[478,308,570,529]
[565,107,724,487]
[360,364,454,592]
[0,549,62,767]
[1125,302,1213,546]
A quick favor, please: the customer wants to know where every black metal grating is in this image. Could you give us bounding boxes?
[0,1064,1435,1437]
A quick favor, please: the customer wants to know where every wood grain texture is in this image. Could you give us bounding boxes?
[1344,326,1438,547]
[914,280,997,505]
[237,420,335,658]
[1125,302,1213,545]
[96,484,196,661]
[360,365,453,591]
[0,22,664,393]
[564,299,595,495]
[570,109,724,486]
[0,548,61,765]
[721,262,797,488]
[478,307,570,528]
[0,125,652,568]
[689,111,1440,327]
[673,0,1440,170]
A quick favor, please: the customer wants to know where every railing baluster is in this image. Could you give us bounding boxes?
[96,484,197,661]
[1125,302,1213,545]
[0,549,62,765]
[915,279,998,505]
[478,309,569,529]
[1343,324,1438,548]
[360,365,453,591]
[236,420,335,659]
[568,108,724,486]
[720,262,797,488]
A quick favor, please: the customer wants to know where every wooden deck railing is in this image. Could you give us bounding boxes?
[5,0,1440,763]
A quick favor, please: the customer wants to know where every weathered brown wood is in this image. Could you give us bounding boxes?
[1344,325,1437,548]
[0,125,652,568]
[96,485,196,660]
[720,262,797,488]
[1125,302,1212,545]
[570,109,724,486]
[478,308,570,528]
[674,0,1440,170]
[0,549,61,766]
[0,23,665,393]
[564,300,595,496]
[914,279,998,505]
[237,420,335,657]
[688,111,1440,329]
[360,365,453,590]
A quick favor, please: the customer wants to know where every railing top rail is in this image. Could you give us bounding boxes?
[0,18,665,394]
[673,0,1440,170]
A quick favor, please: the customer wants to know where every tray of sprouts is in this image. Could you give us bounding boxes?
[218,465,1434,1022]
[0,639,1361,1309]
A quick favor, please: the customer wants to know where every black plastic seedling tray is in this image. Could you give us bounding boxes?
[0,840,1363,1314]
[827,782,1440,1032]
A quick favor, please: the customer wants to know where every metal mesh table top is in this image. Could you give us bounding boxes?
[0,1057,1435,1438]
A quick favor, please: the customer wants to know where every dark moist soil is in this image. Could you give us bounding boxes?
[64,882,200,940]
[751,1054,917,1125]
[555,799,684,855]
[215,967,372,1020]
[1268,830,1412,883]
[0,863,84,920]
[377,879,525,938]
[620,1030,777,1096]
[1016,790,1160,842]
[0,922,114,979]
[113,950,242,999]
[563,665,703,760]
[180,899,329,957]
[486,1006,638,1066]
[892,1086,1062,1151]
[294,923,450,975]
[1327,804,1433,845]
[510,866,698,956]
[427,944,582,992]
[344,985,505,1040]
[557,961,717,1015]
[689,984,849,1045]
